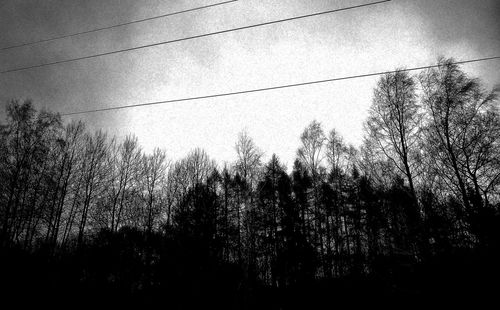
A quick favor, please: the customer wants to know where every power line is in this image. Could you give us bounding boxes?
[0,0,238,52]
[1,0,391,75]
[61,56,500,116]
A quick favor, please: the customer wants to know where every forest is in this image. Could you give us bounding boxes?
[1,57,499,308]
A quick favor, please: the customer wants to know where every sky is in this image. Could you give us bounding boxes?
[0,0,499,168]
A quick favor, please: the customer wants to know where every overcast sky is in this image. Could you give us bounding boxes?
[1,0,499,168]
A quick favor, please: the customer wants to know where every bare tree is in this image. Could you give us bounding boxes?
[107,135,142,232]
[325,129,348,176]
[184,148,217,187]
[419,57,500,211]
[165,148,216,227]
[45,121,86,249]
[365,70,422,200]
[463,107,500,205]
[76,130,110,247]
[297,120,327,274]
[0,100,62,247]
[234,130,263,266]
[141,148,168,234]
[297,120,326,177]
[235,130,263,187]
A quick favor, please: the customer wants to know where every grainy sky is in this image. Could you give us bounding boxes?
[1,0,499,167]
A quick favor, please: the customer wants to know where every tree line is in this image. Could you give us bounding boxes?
[1,57,499,307]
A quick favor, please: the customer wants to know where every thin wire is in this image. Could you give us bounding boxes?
[0,0,391,75]
[61,56,500,116]
[0,0,238,52]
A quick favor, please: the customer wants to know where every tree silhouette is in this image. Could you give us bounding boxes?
[0,57,499,308]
